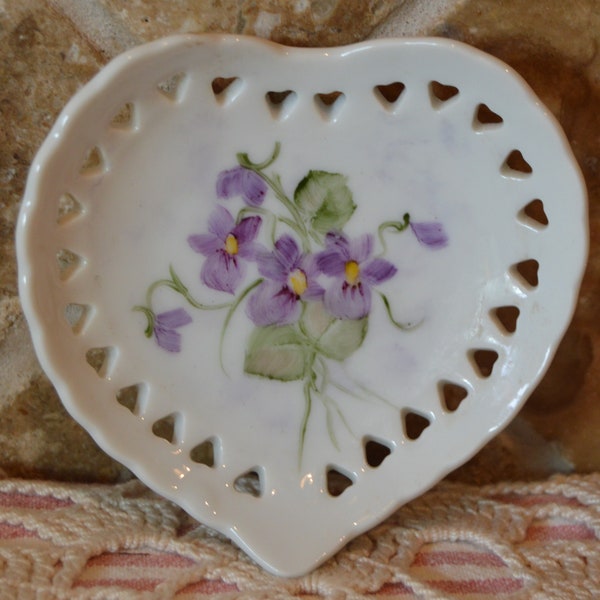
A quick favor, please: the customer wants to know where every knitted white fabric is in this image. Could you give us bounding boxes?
[0,473,599,599]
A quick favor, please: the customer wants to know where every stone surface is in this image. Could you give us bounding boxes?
[0,2,119,482]
[51,0,408,56]
[1,0,599,484]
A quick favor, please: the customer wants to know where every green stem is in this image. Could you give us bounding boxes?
[377,213,411,255]
[379,292,421,331]
[344,368,397,408]
[313,359,340,450]
[259,171,310,251]
[145,278,172,309]
[143,267,231,316]
[313,358,354,448]
[237,143,311,252]
[318,356,397,410]
[326,394,354,440]
[168,265,232,311]
[219,278,263,375]
[312,319,337,355]
[277,215,306,241]
[323,395,339,451]
[237,206,279,246]
[316,357,363,402]
[236,206,270,222]
[328,379,367,402]
[136,267,233,340]
[237,141,281,171]
[133,305,155,337]
[298,345,319,466]
[299,377,313,469]
[173,286,231,311]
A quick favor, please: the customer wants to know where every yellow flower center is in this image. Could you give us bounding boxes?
[225,234,238,255]
[345,260,360,285]
[289,269,308,296]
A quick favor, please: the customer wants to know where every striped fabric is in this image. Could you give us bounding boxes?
[0,476,599,598]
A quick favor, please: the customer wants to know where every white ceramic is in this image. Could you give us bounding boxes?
[17,35,587,576]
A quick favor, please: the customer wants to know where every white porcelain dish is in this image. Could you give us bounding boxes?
[17,35,587,576]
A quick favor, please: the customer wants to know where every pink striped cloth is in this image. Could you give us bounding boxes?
[0,475,599,598]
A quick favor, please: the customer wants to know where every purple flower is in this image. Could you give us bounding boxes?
[188,206,261,294]
[410,222,448,248]
[216,166,267,207]
[154,308,192,353]
[316,232,397,320]
[247,235,323,326]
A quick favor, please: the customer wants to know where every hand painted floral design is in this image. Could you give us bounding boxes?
[153,308,192,353]
[134,142,448,460]
[410,221,449,249]
[216,165,267,206]
[316,232,396,320]
[247,235,323,326]
[188,205,261,294]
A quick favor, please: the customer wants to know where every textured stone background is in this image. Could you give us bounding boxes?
[1,0,599,484]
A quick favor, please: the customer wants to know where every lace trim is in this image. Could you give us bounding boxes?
[0,474,599,598]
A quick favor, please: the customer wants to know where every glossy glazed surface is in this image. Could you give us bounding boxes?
[17,35,587,575]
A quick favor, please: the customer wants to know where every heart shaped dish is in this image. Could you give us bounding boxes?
[17,35,587,576]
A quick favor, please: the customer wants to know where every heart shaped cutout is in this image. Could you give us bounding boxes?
[17,35,587,576]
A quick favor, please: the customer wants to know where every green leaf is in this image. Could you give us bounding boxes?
[318,317,368,361]
[301,302,335,339]
[244,325,307,381]
[294,171,356,235]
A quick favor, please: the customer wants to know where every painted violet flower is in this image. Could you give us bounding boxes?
[316,232,397,320]
[154,308,192,353]
[410,221,448,249]
[247,234,323,326]
[188,205,261,294]
[216,166,267,207]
